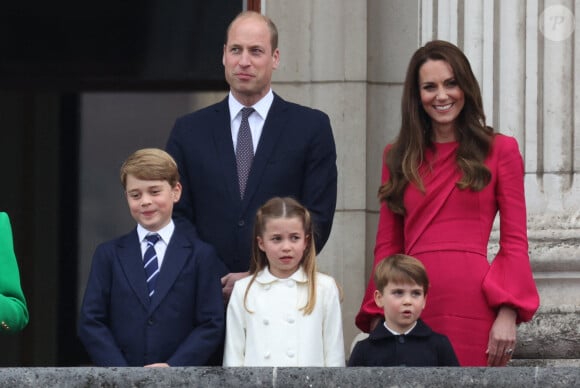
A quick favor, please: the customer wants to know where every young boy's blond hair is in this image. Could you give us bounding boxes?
[120,148,180,189]
[374,254,429,295]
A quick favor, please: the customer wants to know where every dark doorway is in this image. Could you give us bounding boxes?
[0,1,242,366]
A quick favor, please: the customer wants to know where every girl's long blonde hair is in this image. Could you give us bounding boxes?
[244,197,318,315]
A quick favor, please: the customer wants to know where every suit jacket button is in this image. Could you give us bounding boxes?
[148,319,154,326]
[238,220,245,227]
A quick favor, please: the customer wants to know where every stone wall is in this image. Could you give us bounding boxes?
[0,367,578,388]
[515,306,580,362]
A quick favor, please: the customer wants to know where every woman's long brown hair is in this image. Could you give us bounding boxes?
[380,40,494,215]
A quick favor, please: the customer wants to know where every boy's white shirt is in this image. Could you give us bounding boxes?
[137,221,174,269]
[223,266,345,367]
[384,320,417,335]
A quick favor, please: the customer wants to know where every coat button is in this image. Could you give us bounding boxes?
[263,319,269,325]
[238,220,245,227]
[264,352,271,359]
[286,349,295,358]
[286,316,295,324]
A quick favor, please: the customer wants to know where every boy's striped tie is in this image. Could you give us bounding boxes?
[143,234,161,298]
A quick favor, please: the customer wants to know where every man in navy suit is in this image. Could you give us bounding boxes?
[166,11,338,299]
[78,149,224,366]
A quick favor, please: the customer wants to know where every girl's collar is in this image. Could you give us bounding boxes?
[255,266,308,284]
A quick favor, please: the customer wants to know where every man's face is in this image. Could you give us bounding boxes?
[223,14,279,106]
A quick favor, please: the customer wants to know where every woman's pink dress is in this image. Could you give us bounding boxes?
[356,134,539,366]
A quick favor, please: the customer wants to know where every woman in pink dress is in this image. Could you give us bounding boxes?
[355,40,539,366]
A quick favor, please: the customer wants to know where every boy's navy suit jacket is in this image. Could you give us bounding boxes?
[78,222,225,366]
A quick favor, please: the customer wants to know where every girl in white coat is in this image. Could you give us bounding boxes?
[223,197,345,366]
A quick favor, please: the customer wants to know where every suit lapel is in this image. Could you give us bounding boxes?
[211,98,242,203]
[242,94,287,208]
[148,226,191,313]
[117,230,150,310]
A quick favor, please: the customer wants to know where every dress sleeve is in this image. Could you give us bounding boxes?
[355,146,404,332]
[322,276,345,366]
[482,135,539,322]
[223,280,247,366]
[0,213,29,333]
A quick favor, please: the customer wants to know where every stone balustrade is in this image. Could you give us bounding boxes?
[0,366,578,388]
[515,305,580,362]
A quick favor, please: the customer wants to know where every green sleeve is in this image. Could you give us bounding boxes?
[0,212,29,333]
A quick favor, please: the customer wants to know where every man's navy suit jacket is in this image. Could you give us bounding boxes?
[78,223,225,366]
[166,94,337,273]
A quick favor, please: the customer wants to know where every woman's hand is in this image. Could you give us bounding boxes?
[486,306,517,366]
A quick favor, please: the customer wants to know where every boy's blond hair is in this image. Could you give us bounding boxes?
[120,148,180,189]
[374,254,429,295]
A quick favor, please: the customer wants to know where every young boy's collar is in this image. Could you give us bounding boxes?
[137,220,175,244]
[384,320,417,336]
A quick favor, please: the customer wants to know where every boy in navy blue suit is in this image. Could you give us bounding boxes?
[349,254,459,366]
[78,148,224,367]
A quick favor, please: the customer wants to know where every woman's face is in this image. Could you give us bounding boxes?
[418,59,465,141]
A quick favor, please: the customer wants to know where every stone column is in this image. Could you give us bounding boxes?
[266,0,368,354]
